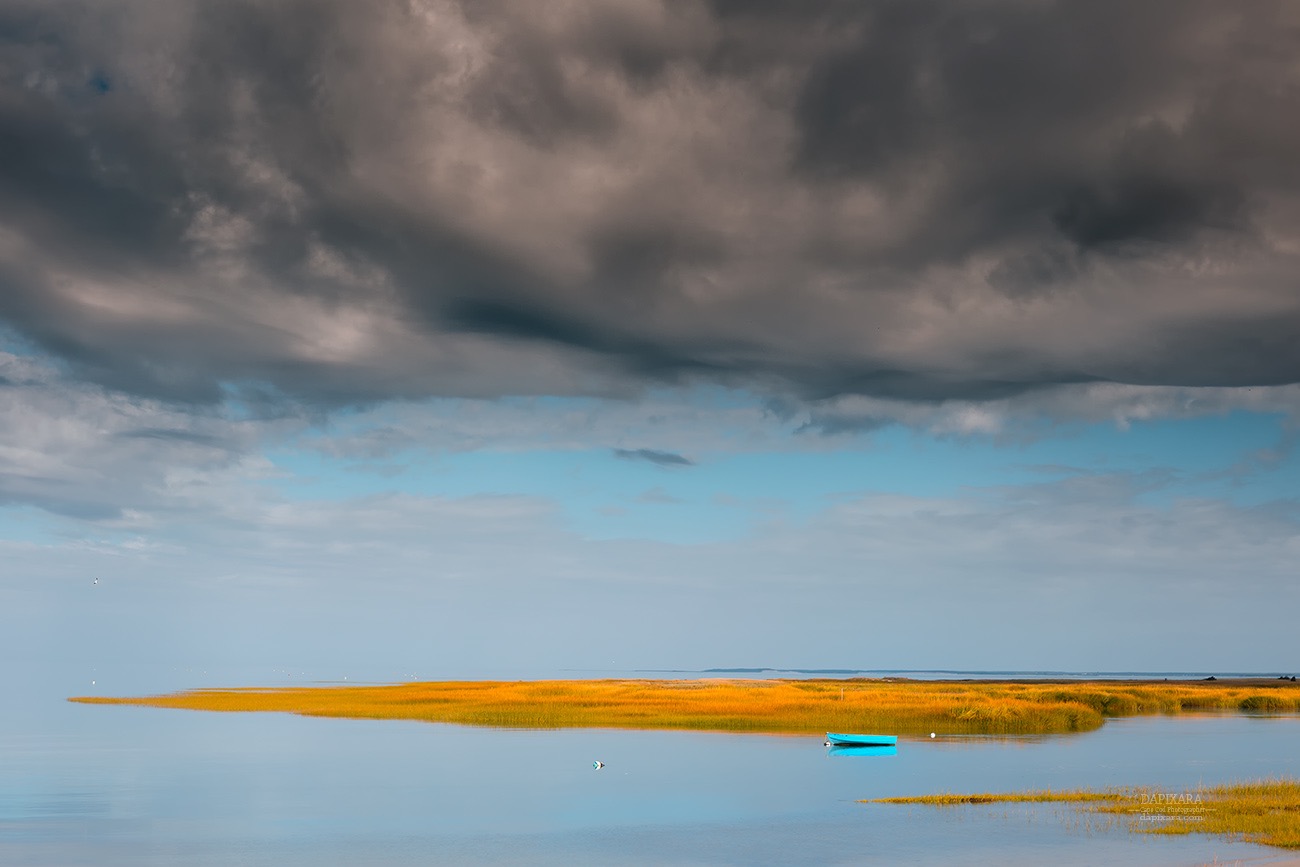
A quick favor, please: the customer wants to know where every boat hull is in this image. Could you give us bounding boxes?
[825,732,897,747]
[828,744,897,757]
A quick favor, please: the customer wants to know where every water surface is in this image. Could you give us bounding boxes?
[4,669,1298,865]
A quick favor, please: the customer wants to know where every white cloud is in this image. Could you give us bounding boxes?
[3,455,1295,672]
[805,383,1300,438]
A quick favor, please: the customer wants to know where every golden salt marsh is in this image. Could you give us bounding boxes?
[70,677,1300,737]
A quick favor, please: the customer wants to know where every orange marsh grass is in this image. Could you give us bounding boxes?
[68,678,1300,737]
[872,778,1300,850]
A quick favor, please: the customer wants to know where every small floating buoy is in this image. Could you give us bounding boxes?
[593,761,605,770]
[930,732,935,738]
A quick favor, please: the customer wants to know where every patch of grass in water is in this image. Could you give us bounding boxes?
[872,778,1300,850]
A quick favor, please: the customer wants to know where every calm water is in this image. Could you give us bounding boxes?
[3,668,1298,866]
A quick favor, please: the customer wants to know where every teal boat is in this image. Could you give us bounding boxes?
[825,732,897,747]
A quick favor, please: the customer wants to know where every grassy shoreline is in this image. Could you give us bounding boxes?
[68,677,1300,736]
[872,779,1300,850]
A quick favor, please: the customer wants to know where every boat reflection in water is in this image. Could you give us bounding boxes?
[827,744,897,757]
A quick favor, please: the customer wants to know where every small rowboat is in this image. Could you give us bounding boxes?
[825,732,897,747]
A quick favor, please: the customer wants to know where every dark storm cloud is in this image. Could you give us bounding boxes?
[789,1,1275,260]
[1,0,1298,409]
[613,448,695,468]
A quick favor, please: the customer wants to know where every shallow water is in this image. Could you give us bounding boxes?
[4,669,1298,866]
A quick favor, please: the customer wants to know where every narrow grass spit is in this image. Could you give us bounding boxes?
[872,778,1300,850]
[69,678,1300,737]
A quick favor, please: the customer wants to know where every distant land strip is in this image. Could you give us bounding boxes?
[68,677,1300,736]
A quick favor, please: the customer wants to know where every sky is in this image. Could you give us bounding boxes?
[2,0,1298,682]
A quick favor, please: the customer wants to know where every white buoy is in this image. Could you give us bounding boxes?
[930,732,936,738]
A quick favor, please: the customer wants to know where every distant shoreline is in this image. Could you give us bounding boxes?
[650,668,1297,679]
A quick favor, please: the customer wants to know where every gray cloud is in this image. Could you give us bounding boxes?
[1,0,1299,410]
[0,350,289,522]
[613,448,694,467]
